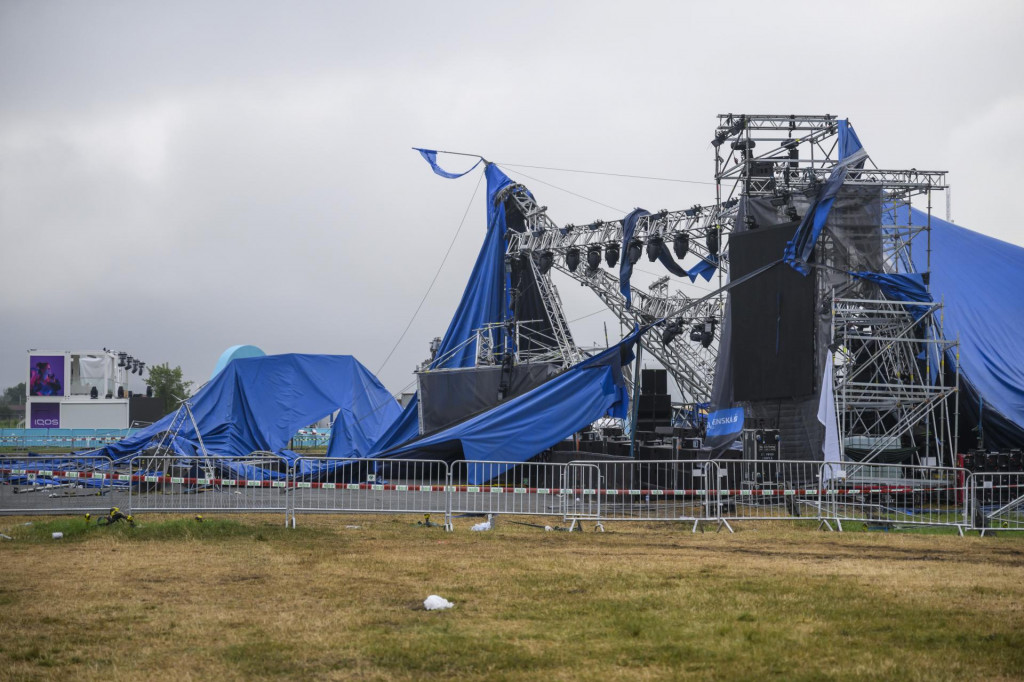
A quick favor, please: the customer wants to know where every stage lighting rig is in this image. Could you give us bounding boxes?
[662,319,683,346]
[706,228,720,256]
[673,233,690,259]
[646,236,664,262]
[604,243,620,268]
[626,240,642,266]
[538,250,554,274]
[565,247,581,273]
[586,246,602,272]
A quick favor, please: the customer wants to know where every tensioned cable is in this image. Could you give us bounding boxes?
[496,161,716,186]
[374,169,485,375]
[501,167,626,214]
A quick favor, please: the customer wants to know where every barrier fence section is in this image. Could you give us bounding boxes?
[449,460,573,524]
[0,428,141,451]
[0,454,990,535]
[126,455,289,521]
[291,457,450,528]
[0,455,126,514]
[714,459,824,525]
[573,459,720,531]
[970,472,1024,535]
[821,462,969,533]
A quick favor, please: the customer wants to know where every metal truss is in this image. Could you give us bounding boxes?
[831,296,958,466]
[712,113,947,204]
[555,265,719,403]
[499,178,732,401]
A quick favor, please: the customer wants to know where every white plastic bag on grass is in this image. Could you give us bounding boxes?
[424,595,454,610]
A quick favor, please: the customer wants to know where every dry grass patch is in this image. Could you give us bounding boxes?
[1,514,1023,681]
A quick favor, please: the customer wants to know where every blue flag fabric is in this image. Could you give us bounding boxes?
[619,208,649,309]
[429,163,514,369]
[415,148,484,179]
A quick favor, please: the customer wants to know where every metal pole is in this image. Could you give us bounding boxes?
[629,342,644,459]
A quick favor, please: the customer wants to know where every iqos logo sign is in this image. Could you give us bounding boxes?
[34,418,60,427]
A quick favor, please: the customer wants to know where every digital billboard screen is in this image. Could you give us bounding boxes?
[29,354,65,397]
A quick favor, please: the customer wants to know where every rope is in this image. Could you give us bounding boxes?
[374,170,485,375]
[497,161,716,186]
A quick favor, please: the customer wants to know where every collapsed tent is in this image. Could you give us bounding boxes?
[375,332,639,482]
[885,205,1024,448]
[91,354,400,463]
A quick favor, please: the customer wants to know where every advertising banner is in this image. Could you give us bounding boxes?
[29,355,65,397]
[30,402,60,428]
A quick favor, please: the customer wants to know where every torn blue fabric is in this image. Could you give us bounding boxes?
[688,255,718,282]
[377,330,642,482]
[838,119,864,161]
[430,163,515,369]
[88,355,401,463]
[619,209,649,309]
[414,148,483,179]
[851,271,932,320]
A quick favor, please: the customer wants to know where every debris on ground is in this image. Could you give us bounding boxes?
[424,595,454,610]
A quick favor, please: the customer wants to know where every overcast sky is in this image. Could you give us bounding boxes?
[2,1,1022,398]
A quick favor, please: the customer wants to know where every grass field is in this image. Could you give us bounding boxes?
[2,514,1023,681]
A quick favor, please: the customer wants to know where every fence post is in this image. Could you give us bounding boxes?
[444,462,453,532]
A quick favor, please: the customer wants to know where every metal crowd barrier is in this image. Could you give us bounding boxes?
[969,472,1024,535]
[126,454,290,521]
[714,459,825,526]
[821,462,969,534]
[0,455,126,514]
[572,459,720,531]
[291,457,450,527]
[449,460,572,523]
[0,453,1004,535]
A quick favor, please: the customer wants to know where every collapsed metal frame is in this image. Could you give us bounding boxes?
[503,180,735,403]
[712,113,957,466]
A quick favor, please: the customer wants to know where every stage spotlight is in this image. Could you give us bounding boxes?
[744,215,759,230]
[586,246,602,271]
[605,243,620,268]
[662,320,682,345]
[700,318,717,348]
[90,386,99,399]
[538,250,554,274]
[565,247,581,273]
[138,361,145,376]
[706,228,720,256]
[117,386,125,399]
[626,240,642,265]
[673,233,690,259]
[117,353,127,368]
[786,205,799,221]
[646,236,664,262]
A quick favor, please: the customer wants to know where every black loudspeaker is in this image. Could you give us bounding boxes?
[730,221,816,401]
[641,369,668,395]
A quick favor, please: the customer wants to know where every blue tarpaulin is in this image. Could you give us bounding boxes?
[851,271,932,320]
[377,332,640,482]
[785,121,869,275]
[884,204,1024,446]
[414,149,484,179]
[430,163,514,369]
[619,209,649,309]
[90,355,400,462]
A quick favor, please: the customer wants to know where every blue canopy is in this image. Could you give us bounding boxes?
[91,354,400,462]
[430,163,514,369]
[377,332,639,482]
[885,205,1024,446]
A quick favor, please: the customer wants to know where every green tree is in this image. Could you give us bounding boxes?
[144,364,194,414]
[2,382,26,405]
